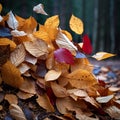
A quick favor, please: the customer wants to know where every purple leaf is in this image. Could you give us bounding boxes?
[75,51,86,58]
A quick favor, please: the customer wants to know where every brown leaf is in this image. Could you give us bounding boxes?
[0,4,2,13]
[17,91,34,100]
[36,94,54,112]
[5,94,18,104]
[23,39,48,57]
[45,70,62,81]
[1,61,24,88]
[51,82,68,97]
[66,69,97,89]
[9,104,27,120]
[10,44,26,66]
[19,77,36,94]
[0,45,10,66]
[104,106,120,119]
[18,63,30,74]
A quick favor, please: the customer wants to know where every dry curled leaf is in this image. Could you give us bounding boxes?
[69,14,83,34]
[5,94,18,104]
[24,39,48,57]
[55,30,77,55]
[9,104,27,120]
[1,61,24,88]
[33,3,48,15]
[7,11,19,29]
[51,82,68,97]
[37,94,54,112]
[10,44,26,66]
[45,70,62,81]
[92,52,116,61]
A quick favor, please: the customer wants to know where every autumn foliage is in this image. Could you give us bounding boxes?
[0,3,119,120]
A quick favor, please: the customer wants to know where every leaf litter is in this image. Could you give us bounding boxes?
[0,3,119,120]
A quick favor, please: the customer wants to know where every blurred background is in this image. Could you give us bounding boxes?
[0,0,120,55]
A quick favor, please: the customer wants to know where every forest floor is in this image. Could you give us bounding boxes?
[0,59,120,120]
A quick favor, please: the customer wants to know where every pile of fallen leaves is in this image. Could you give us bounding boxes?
[0,3,120,120]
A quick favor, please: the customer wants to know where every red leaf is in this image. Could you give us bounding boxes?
[82,34,92,54]
[54,48,74,64]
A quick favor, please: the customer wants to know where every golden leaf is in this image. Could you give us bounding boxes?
[9,104,27,120]
[45,15,59,28]
[0,38,16,51]
[69,14,83,34]
[51,82,68,97]
[1,61,24,88]
[92,52,116,61]
[62,30,72,41]
[23,39,48,57]
[33,3,48,15]
[66,69,97,89]
[10,44,26,66]
[37,94,54,112]
[45,70,62,81]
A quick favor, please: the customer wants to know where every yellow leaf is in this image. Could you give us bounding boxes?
[69,14,84,34]
[0,3,2,13]
[1,61,24,88]
[92,52,116,61]
[66,69,97,89]
[0,38,16,51]
[62,30,72,41]
[45,15,59,28]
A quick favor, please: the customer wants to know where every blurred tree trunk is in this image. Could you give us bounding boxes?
[114,0,120,54]
[92,0,99,53]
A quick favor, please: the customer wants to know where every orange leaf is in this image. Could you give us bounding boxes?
[1,61,24,88]
[18,16,37,33]
[69,14,83,34]
[0,38,16,51]
[92,52,116,61]
[66,69,97,89]
[5,94,18,104]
